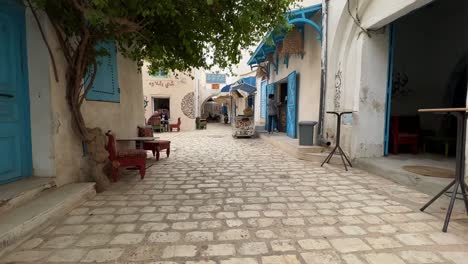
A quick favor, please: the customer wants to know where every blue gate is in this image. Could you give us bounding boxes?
[286,71,298,138]
[0,0,32,184]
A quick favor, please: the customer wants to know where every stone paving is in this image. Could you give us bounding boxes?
[2,124,468,264]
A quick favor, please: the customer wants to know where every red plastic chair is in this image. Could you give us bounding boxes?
[105,131,146,182]
[138,126,171,160]
[390,116,419,154]
[169,117,181,132]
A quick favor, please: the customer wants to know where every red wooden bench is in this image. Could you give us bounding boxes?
[169,117,181,132]
[105,131,146,182]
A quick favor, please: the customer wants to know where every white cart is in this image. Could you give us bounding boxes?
[232,115,255,138]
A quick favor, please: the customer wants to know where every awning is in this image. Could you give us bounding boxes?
[220,84,231,93]
[230,83,256,95]
[234,76,256,87]
[247,4,322,66]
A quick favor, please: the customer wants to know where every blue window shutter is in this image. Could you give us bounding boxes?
[286,71,298,138]
[85,41,120,103]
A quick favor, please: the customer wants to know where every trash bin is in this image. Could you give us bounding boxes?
[299,121,318,146]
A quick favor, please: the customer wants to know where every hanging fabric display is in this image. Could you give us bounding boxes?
[281,28,304,56]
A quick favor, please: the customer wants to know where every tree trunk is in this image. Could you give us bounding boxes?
[86,128,111,191]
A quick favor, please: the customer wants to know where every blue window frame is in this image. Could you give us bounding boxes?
[151,69,169,78]
[85,41,120,103]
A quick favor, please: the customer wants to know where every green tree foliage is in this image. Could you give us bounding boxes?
[34,0,294,73]
[29,0,294,140]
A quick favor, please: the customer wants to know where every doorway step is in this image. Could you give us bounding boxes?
[0,177,55,215]
[0,181,95,256]
[356,155,456,196]
[259,133,341,163]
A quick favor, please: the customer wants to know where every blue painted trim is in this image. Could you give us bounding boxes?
[384,24,396,156]
[288,18,322,40]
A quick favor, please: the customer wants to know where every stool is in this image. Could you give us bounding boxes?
[143,140,171,161]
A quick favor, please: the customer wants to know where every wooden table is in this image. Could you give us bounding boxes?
[418,108,468,232]
[321,111,354,171]
[117,137,159,149]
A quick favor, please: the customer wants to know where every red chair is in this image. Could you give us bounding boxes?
[138,126,171,161]
[390,116,419,154]
[105,131,146,182]
[169,117,181,132]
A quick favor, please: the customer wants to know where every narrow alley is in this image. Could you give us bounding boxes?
[1,125,468,264]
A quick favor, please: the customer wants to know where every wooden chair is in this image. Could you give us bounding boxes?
[105,131,146,182]
[169,117,181,132]
[138,126,171,161]
[390,116,419,154]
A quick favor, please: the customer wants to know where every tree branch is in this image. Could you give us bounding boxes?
[27,0,60,82]
[79,60,97,106]
[49,20,73,65]
[70,0,141,32]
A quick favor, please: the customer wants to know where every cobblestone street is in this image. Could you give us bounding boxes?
[2,124,468,264]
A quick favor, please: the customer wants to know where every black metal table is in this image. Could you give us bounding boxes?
[419,108,468,232]
[321,111,353,171]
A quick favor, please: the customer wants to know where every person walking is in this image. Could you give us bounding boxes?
[267,94,279,134]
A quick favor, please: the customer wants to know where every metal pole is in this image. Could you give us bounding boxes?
[317,0,329,144]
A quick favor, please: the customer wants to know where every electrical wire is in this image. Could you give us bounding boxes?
[347,0,386,38]
[347,0,371,37]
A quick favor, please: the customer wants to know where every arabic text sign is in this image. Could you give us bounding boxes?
[206,73,226,84]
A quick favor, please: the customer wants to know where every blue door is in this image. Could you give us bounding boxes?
[265,83,275,130]
[384,24,395,156]
[0,1,32,184]
[286,71,298,138]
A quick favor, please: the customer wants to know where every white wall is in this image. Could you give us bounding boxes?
[142,66,196,131]
[25,9,55,177]
[268,16,322,138]
[198,69,225,116]
[300,0,321,8]
[254,77,266,127]
[25,10,145,186]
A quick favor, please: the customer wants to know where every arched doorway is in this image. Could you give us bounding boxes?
[201,96,223,122]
